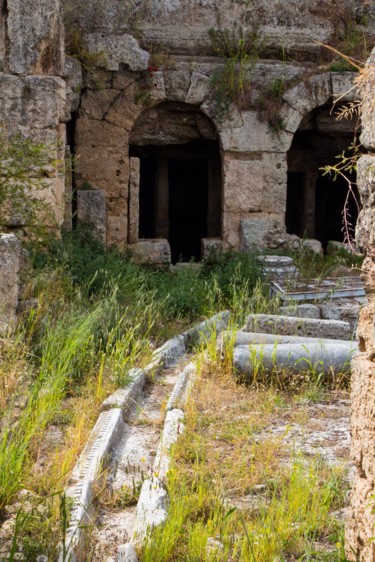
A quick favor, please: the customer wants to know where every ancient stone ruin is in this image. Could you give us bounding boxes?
[346,47,375,562]
[0,0,373,263]
[0,1,374,559]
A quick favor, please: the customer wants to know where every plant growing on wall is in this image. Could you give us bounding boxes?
[0,134,58,238]
[209,25,262,120]
[320,47,374,250]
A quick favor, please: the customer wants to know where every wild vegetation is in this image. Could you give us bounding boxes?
[0,228,361,558]
[140,336,351,562]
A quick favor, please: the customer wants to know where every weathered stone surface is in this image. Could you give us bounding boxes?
[319,302,359,334]
[240,215,288,251]
[301,238,323,255]
[220,111,293,153]
[256,254,297,279]
[128,157,140,244]
[129,239,171,265]
[279,304,321,319]
[135,478,169,539]
[84,33,149,72]
[7,0,64,75]
[163,69,191,102]
[130,102,217,146]
[184,310,230,348]
[154,408,184,481]
[0,75,66,136]
[346,355,375,562]
[201,238,224,262]
[0,234,21,331]
[64,57,83,114]
[152,336,186,369]
[331,72,358,103]
[360,48,375,150]
[223,158,263,213]
[218,330,358,350]
[234,342,357,379]
[346,46,375,562]
[243,314,351,340]
[186,72,211,104]
[77,189,107,245]
[118,544,138,562]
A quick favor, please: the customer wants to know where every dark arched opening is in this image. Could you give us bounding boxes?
[286,104,360,250]
[129,102,222,263]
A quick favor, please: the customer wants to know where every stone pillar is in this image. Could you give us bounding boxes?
[155,157,169,239]
[77,189,107,245]
[128,157,140,244]
[346,48,375,562]
[0,234,21,333]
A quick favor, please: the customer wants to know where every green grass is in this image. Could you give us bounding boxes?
[141,353,351,562]
[0,229,357,555]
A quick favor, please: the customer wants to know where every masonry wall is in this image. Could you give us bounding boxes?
[346,47,375,562]
[0,0,77,232]
[69,0,375,254]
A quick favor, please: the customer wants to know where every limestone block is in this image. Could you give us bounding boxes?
[129,103,217,145]
[201,238,224,262]
[75,145,129,198]
[79,89,124,122]
[223,158,263,213]
[7,0,64,75]
[243,314,351,340]
[128,157,140,244]
[219,330,358,350]
[0,234,21,331]
[75,118,128,148]
[154,409,184,480]
[346,353,375,561]
[64,57,82,115]
[84,33,149,72]
[261,152,287,212]
[201,100,243,132]
[319,302,359,334]
[279,304,321,319]
[163,69,191,102]
[147,71,167,104]
[331,72,358,103]
[118,544,138,562]
[107,214,128,247]
[222,211,241,249]
[183,310,230,348]
[240,215,288,251]
[360,47,375,151]
[129,239,171,265]
[186,72,211,105]
[0,75,66,136]
[152,336,186,369]
[356,155,375,210]
[77,189,107,245]
[282,73,331,118]
[302,238,323,255]
[234,342,357,380]
[219,111,293,153]
[135,478,168,539]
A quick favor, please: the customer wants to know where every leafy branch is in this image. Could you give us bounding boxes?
[0,134,60,238]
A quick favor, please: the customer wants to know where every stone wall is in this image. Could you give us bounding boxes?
[0,0,78,232]
[346,47,375,562]
[68,0,374,257]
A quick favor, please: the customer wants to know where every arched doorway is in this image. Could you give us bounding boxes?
[286,104,360,250]
[129,102,222,263]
